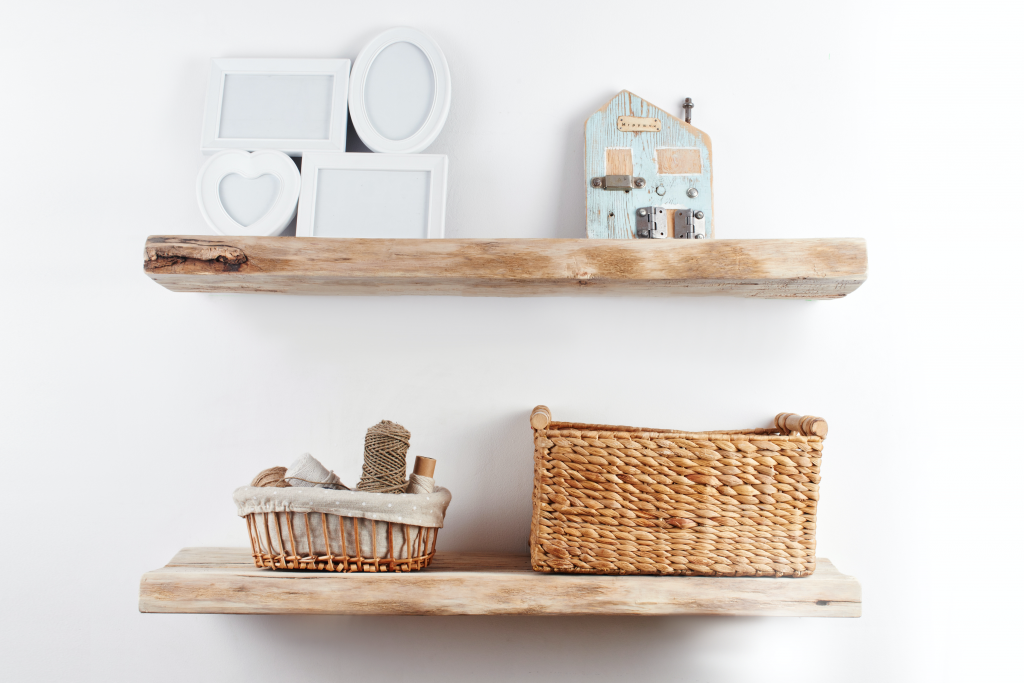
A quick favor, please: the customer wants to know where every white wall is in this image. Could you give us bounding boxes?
[1,1,1020,681]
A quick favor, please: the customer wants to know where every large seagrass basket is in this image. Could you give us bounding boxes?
[529,406,827,577]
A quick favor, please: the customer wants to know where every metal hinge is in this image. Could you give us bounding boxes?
[636,207,707,239]
[674,209,706,239]
[636,207,667,238]
[592,175,646,192]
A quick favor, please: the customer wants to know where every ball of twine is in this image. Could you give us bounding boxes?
[356,420,410,494]
[251,466,291,488]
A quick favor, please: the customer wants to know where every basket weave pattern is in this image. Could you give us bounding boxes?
[245,511,438,572]
[530,414,823,577]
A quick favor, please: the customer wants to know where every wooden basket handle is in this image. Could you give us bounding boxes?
[531,405,552,429]
[775,413,828,438]
[531,405,827,437]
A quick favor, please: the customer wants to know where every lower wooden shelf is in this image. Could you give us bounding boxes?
[139,548,861,617]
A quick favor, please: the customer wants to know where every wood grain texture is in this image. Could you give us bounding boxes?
[140,548,861,617]
[587,90,714,239]
[605,148,634,176]
[656,148,702,175]
[144,236,868,299]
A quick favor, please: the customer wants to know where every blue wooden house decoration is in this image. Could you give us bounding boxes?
[586,90,714,239]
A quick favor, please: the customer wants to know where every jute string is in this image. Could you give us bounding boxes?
[406,473,435,494]
[357,420,410,494]
[252,466,291,488]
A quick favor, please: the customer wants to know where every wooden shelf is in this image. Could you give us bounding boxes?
[144,236,867,299]
[139,548,861,617]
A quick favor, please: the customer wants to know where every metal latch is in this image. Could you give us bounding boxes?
[674,209,706,239]
[591,175,646,192]
[636,207,667,238]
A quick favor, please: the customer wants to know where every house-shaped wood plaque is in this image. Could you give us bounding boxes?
[586,90,714,239]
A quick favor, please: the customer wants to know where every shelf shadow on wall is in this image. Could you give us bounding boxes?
[217,611,781,679]
[549,91,624,239]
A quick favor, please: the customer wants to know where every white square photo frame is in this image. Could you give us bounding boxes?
[297,153,447,239]
[201,58,350,156]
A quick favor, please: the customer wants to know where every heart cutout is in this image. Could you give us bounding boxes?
[219,173,279,227]
[197,150,300,236]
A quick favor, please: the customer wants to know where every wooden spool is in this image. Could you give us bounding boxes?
[412,456,436,478]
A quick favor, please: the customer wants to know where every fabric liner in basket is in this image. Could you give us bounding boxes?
[234,484,451,572]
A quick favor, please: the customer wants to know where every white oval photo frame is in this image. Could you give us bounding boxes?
[196,150,301,236]
[349,27,451,154]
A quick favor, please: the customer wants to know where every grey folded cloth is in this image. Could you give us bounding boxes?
[284,453,346,489]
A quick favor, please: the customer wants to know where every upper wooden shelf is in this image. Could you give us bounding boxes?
[139,548,861,617]
[144,236,867,299]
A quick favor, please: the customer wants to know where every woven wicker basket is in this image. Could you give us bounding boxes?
[244,511,439,572]
[529,406,827,577]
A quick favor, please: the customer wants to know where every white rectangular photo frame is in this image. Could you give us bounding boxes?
[297,153,448,239]
[201,58,350,156]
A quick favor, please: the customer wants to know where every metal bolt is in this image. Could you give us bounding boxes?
[656,185,666,196]
[695,234,704,239]
[634,177,646,188]
[694,211,704,219]
[682,97,694,124]
[687,188,699,198]
[591,177,602,188]
[638,208,647,216]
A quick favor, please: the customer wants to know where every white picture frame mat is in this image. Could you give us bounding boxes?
[219,73,335,140]
[297,153,447,239]
[201,58,350,156]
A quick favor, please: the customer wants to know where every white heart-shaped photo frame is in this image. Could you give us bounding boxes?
[197,150,301,236]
